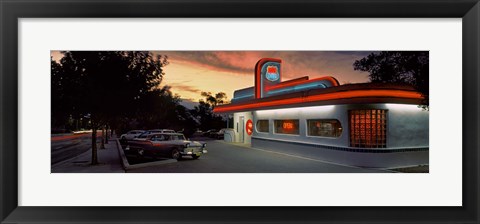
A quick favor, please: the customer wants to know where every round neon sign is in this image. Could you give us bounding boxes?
[246,119,253,135]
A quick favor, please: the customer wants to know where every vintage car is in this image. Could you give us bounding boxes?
[120,130,145,141]
[133,129,175,141]
[202,129,217,137]
[125,133,207,160]
[211,128,226,139]
[149,129,175,134]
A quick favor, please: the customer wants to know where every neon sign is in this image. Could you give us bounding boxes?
[265,65,280,82]
[283,121,294,130]
[267,66,277,74]
[246,119,253,135]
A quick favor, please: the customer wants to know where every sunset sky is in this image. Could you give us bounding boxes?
[51,51,373,106]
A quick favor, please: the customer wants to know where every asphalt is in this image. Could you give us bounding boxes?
[51,136,92,165]
[51,136,124,173]
[51,136,393,173]
[127,139,391,173]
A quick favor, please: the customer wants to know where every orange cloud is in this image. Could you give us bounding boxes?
[154,51,373,84]
[52,51,376,102]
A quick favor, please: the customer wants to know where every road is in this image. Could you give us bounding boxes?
[51,132,101,165]
[128,138,390,173]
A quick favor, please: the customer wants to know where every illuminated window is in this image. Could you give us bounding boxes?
[307,119,342,138]
[274,120,299,135]
[349,109,387,148]
[256,120,269,133]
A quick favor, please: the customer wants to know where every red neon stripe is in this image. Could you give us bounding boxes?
[254,60,261,99]
[254,58,281,99]
[265,76,339,91]
[273,76,309,86]
[214,89,422,113]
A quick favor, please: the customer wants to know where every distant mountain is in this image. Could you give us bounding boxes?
[180,99,199,110]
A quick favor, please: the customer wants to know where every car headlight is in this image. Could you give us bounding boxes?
[202,143,207,148]
[184,143,190,148]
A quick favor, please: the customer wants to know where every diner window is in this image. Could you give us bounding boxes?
[307,119,342,138]
[256,120,269,133]
[349,109,387,148]
[274,120,299,135]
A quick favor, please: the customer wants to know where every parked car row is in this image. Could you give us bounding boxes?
[124,132,207,160]
[201,129,226,139]
[120,128,227,162]
[120,129,175,141]
[120,130,145,140]
[134,129,175,140]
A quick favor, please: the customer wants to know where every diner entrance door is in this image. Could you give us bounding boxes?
[239,116,245,143]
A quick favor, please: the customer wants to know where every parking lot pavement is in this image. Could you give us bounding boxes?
[128,139,391,173]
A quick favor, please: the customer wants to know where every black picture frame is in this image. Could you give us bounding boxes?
[1,0,479,223]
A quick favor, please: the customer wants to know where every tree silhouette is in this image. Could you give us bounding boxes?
[200,91,228,107]
[353,51,429,107]
[51,51,168,165]
[192,92,228,131]
[129,86,197,137]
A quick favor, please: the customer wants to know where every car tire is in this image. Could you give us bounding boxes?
[192,154,200,160]
[171,148,181,160]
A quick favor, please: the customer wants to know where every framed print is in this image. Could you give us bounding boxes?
[1,0,479,223]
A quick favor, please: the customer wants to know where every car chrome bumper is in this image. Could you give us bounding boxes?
[182,147,207,155]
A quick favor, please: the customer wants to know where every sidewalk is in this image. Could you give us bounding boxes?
[51,136,125,173]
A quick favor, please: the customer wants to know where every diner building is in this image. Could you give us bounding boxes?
[213,58,429,168]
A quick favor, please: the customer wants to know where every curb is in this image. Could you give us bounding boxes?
[116,139,130,170]
[115,139,177,172]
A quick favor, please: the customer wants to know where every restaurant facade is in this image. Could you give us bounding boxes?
[213,58,429,168]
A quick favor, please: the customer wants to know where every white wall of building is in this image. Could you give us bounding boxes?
[232,103,429,167]
[384,104,429,148]
[254,105,347,147]
[251,103,429,149]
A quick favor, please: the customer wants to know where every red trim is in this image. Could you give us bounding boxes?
[274,76,309,86]
[254,58,281,99]
[214,89,422,113]
[265,76,339,91]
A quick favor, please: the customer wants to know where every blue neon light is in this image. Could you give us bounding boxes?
[232,94,254,100]
[267,82,327,95]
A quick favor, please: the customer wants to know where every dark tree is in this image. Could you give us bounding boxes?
[51,57,69,130]
[353,51,429,107]
[51,51,168,165]
[192,92,229,131]
[130,86,197,137]
[200,91,228,107]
